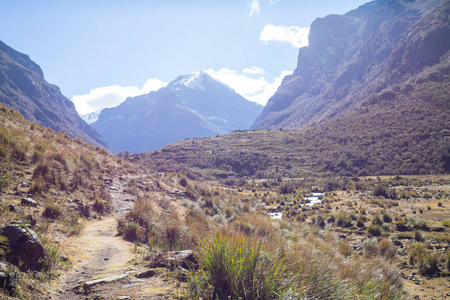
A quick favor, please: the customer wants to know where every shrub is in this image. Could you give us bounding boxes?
[437,201,443,207]
[372,185,387,197]
[42,204,62,219]
[338,241,352,257]
[419,253,440,276]
[188,232,289,300]
[0,170,10,192]
[378,238,395,259]
[395,218,408,231]
[414,230,424,242]
[382,212,393,223]
[279,181,296,194]
[40,235,61,272]
[372,214,383,225]
[179,177,188,187]
[92,198,106,214]
[356,216,365,228]
[117,198,153,243]
[409,243,425,266]
[367,225,381,237]
[362,238,378,257]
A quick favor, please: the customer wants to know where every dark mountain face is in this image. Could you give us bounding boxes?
[0,41,108,148]
[92,72,263,154]
[253,0,448,129]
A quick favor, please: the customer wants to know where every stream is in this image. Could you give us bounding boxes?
[269,192,324,219]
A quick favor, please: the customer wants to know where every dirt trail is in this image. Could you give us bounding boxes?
[52,176,136,299]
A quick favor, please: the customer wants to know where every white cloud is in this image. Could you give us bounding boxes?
[269,0,280,5]
[243,66,265,75]
[248,0,260,16]
[205,68,292,106]
[260,24,310,48]
[72,78,167,115]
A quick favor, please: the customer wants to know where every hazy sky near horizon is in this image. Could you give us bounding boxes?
[1,0,368,114]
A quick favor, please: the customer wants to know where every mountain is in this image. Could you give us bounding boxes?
[253,0,449,129]
[0,41,108,148]
[132,0,450,179]
[92,72,263,153]
[82,109,101,124]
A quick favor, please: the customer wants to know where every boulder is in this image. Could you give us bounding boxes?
[150,250,197,270]
[20,198,38,207]
[0,225,45,270]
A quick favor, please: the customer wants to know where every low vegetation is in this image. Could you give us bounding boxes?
[1,104,449,299]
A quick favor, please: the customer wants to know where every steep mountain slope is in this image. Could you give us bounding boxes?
[92,72,263,153]
[132,0,450,179]
[253,0,448,129]
[134,56,449,179]
[0,41,108,148]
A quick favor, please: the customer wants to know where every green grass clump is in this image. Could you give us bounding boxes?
[189,231,290,299]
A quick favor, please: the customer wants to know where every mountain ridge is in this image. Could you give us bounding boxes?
[0,41,108,148]
[253,0,448,129]
[92,71,263,153]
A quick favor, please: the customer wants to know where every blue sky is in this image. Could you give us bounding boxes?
[1,0,368,114]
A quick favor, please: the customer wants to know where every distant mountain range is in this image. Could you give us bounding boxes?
[253,0,449,129]
[0,41,108,148]
[134,0,450,178]
[92,72,263,153]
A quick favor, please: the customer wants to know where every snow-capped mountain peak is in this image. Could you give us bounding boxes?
[168,71,233,92]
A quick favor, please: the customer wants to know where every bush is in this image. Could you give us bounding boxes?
[367,225,382,237]
[362,238,378,257]
[409,243,425,266]
[92,198,106,214]
[188,232,289,299]
[279,181,296,194]
[395,218,408,231]
[378,238,395,259]
[179,177,188,187]
[419,253,440,276]
[414,230,424,242]
[42,204,62,219]
[382,212,393,223]
[338,241,352,257]
[372,214,383,225]
[372,185,387,197]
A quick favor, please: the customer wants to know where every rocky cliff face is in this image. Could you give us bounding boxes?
[92,72,263,153]
[253,0,448,129]
[0,41,108,148]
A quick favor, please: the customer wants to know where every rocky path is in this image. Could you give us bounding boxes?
[52,176,136,299]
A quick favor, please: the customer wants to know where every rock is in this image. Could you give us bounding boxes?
[7,204,16,212]
[393,240,404,248]
[0,225,46,270]
[83,274,129,291]
[0,262,17,294]
[20,197,38,207]
[151,250,198,270]
[0,263,7,271]
[135,269,155,278]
